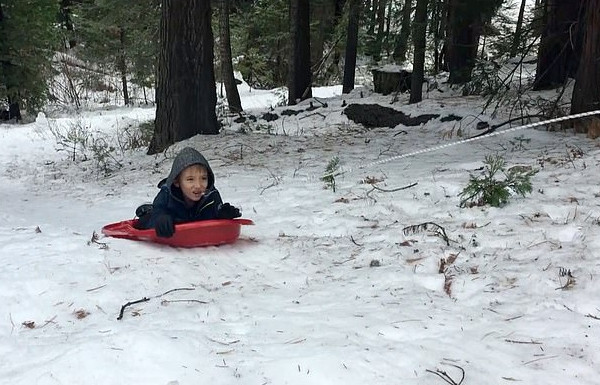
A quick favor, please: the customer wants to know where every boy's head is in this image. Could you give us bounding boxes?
[174,164,209,204]
[165,147,215,196]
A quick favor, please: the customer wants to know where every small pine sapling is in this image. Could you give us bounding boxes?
[459,154,537,207]
[321,156,341,192]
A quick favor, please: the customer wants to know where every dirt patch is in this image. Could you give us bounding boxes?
[344,103,439,128]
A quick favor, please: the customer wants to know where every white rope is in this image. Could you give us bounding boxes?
[322,109,600,179]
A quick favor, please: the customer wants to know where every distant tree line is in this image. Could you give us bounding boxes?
[0,0,598,151]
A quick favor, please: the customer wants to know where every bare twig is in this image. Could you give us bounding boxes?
[157,287,195,297]
[161,299,208,305]
[118,286,207,320]
[403,222,450,246]
[86,284,107,292]
[299,112,326,120]
[426,363,465,385]
[505,339,542,344]
[117,297,150,320]
[523,355,558,365]
[88,231,109,249]
[350,235,363,246]
[371,182,418,192]
[207,337,240,345]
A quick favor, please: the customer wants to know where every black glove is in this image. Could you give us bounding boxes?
[155,214,175,238]
[217,203,241,219]
[135,204,153,218]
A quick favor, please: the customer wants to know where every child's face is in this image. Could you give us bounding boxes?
[174,164,209,204]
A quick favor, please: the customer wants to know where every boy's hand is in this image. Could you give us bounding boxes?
[217,203,241,219]
[155,214,175,237]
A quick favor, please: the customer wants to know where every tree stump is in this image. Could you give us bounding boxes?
[372,68,412,95]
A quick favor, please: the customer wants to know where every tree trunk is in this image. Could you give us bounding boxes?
[510,0,527,57]
[433,0,448,73]
[288,0,312,105]
[218,0,242,113]
[367,0,378,35]
[393,0,412,63]
[149,0,218,155]
[343,0,360,94]
[533,0,583,90]
[409,0,428,103]
[446,0,481,84]
[118,28,130,106]
[310,0,335,77]
[372,0,388,61]
[570,0,600,119]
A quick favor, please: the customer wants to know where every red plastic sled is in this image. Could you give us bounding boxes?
[101,218,254,248]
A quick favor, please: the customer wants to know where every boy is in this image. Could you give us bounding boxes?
[135,147,241,238]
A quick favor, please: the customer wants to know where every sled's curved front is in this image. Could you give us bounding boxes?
[101,218,254,248]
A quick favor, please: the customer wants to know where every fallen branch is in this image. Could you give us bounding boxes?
[426,363,465,385]
[371,182,418,192]
[117,297,149,320]
[350,235,363,246]
[161,299,208,305]
[505,339,542,344]
[117,287,205,320]
[403,222,450,246]
[157,287,195,297]
[299,112,326,120]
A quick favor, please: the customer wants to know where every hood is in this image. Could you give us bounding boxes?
[164,147,215,190]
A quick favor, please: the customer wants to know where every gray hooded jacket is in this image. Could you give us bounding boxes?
[136,147,224,229]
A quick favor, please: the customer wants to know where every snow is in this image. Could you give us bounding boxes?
[1,79,599,385]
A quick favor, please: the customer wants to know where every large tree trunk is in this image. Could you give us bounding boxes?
[149,0,218,155]
[445,0,482,84]
[393,0,412,63]
[288,0,312,105]
[533,0,583,90]
[218,0,242,114]
[570,0,600,120]
[409,0,428,103]
[342,0,360,94]
[310,0,334,76]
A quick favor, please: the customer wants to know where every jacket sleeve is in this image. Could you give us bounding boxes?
[195,188,223,220]
[135,188,171,229]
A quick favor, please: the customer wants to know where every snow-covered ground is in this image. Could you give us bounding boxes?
[1,80,599,385]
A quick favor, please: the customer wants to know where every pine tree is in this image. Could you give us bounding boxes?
[288,0,312,104]
[0,0,58,115]
[73,0,159,105]
[149,0,218,154]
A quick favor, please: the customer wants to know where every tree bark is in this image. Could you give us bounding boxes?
[288,0,312,105]
[510,0,527,57]
[393,0,412,63]
[372,0,388,61]
[310,0,335,76]
[570,0,600,118]
[343,0,360,94]
[149,0,218,155]
[218,0,242,113]
[445,0,482,84]
[118,28,130,106]
[431,0,446,73]
[409,0,428,103]
[533,0,583,90]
